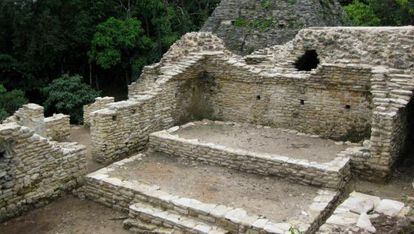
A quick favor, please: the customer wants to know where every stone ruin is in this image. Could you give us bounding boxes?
[1,26,414,233]
[0,104,86,221]
[201,0,345,54]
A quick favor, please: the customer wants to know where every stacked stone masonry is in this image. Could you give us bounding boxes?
[88,27,414,181]
[44,114,71,142]
[148,121,351,189]
[0,122,86,221]
[83,154,342,233]
[4,103,71,142]
[83,97,115,127]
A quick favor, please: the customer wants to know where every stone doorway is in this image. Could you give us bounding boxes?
[398,97,414,167]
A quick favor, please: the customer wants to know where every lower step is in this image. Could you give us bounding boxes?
[126,202,228,234]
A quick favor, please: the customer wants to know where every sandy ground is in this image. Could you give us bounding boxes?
[174,122,348,163]
[110,152,318,222]
[0,195,129,234]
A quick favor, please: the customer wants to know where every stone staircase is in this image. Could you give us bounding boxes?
[124,202,228,234]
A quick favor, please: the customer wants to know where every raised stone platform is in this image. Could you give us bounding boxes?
[84,153,341,233]
[149,121,351,189]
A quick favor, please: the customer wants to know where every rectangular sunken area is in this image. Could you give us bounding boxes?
[84,153,341,233]
[149,121,351,189]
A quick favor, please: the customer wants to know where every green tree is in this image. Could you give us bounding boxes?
[43,74,100,124]
[343,0,414,26]
[89,17,152,85]
[344,1,381,26]
[0,85,28,121]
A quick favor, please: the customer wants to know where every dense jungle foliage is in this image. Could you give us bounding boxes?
[0,0,413,123]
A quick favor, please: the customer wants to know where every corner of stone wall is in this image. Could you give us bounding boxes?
[0,121,87,221]
[5,103,46,137]
[45,113,70,141]
[83,97,115,127]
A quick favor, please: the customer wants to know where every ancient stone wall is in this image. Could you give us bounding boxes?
[4,103,72,142]
[88,27,414,180]
[203,60,373,140]
[202,0,344,54]
[83,97,115,126]
[0,122,86,221]
[44,114,70,141]
[257,27,414,70]
[4,104,46,137]
[149,125,351,189]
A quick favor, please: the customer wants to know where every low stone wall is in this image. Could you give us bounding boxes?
[83,154,341,233]
[0,122,86,221]
[83,97,115,126]
[45,114,70,141]
[148,125,351,189]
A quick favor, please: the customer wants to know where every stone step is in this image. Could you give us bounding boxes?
[84,154,342,234]
[127,202,228,234]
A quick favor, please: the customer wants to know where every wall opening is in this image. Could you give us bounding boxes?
[398,97,414,168]
[294,50,320,71]
[300,100,305,105]
[345,105,351,110]
[256,95,261,100]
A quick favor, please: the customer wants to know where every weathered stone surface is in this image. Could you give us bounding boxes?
[0,109,87,221]
[318,192,408,233]
[356,213,376,233]
[201,0,345,54]
[375,199,405,217]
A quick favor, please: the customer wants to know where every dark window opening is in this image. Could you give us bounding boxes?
[300,100,305,105]
[345,105,351,110]
[294,50,320,71]
[256,95,261,100]
[112,116,117,121]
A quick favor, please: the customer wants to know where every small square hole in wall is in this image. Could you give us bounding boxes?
[112,115,117,121]
[300,100,305,105]
[256,95,261,100]
[345,105,351,110]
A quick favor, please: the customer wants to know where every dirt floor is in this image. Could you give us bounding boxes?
[110,152,319,222]
[70,125,103,172]
[174,122,348,163]
[351,162,414,202]
[0,195,129,234]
